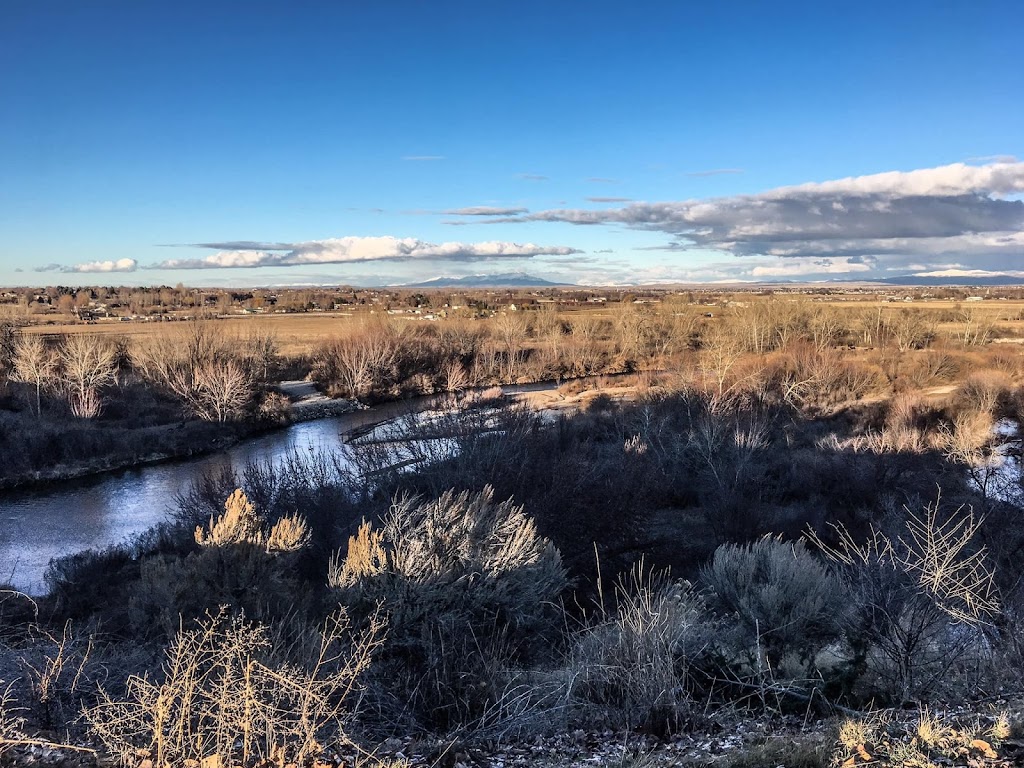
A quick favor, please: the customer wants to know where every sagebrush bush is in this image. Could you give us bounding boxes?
[330,486,566,632]
[127,490,315,637]
[329,486,566,729]
[195,488,311,553]
[702,536,847,665]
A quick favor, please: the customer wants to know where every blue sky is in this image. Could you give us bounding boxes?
[2,1,1022,287]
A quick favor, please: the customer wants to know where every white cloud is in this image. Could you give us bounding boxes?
[912,268,1024,278]
[36,258,138,274]
[495,161,1024,275]
[443,206,529,216]
[152,236,580,270]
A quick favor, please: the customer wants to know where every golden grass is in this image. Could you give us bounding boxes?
[18,295,1024,359]
[23,313,369,356]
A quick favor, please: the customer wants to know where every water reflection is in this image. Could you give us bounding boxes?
[0,399,425,594]
[0,380,572,594]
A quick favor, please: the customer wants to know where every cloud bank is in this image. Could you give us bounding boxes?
[443,206,529,216]
[494,161,1024,275]
[153,237,580,270]
[36,258,138,274]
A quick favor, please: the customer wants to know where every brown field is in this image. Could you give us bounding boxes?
[18,294,1024,358]
[22,311,370,356]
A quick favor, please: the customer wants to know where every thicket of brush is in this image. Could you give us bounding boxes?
[0,322,288,485]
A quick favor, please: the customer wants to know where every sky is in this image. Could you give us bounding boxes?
[1,1,1023,288]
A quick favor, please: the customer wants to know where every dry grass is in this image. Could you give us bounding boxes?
[84,608,387,767]
[24,313,369,356]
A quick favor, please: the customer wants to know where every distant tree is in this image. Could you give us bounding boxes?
[193,360,252,423]
[12,334,55,417]
[492,311,528,381]
[243,328,278,383]
[134,322,256,422]
[0,318,17,383]
[314,327,397,400]
[58,334,118,418]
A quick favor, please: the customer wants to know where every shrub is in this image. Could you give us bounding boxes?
[84,609,386,768]
[955,369,1013,417]
[811,496,998,702]
[194,488,311,553]
[329,486,566,729]
[128,490,315,637]
[702,536,846,666]
[568,563,713,734]
[329,486,565,633]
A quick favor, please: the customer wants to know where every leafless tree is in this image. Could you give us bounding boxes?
[698,322,748,400]
[193,360,253,423]
[0,318,18,386]
[492,311,529,381]
[243,327,279,383]
[954,304,995,346]
[440,358,469,394]
[615,303,652,361]
[134,322,255,421]
[889,308,933,352]
[58,334,117,418]
[11,334,55,417]
[315,328,397,400]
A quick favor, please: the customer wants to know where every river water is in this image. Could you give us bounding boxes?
[0,397,446,594]
[0,381,570,594]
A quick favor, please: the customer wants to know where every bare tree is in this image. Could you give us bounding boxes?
[58,334,117,418]
[440,358,469,394]
[954,304,995,346]
[492,311,529,381]
[134,322,255,421]
[615,303,651,361]
[243,327,279,383]
[12,334,55,417]
[889,308,933,351]
[699,323,746,400]
[315,328,397,400]
[193,360,253,423]
[0,319,18,386]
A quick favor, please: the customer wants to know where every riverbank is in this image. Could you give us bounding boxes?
[0,421,262,492]
[0,383,365,493]
[0,373,647,494]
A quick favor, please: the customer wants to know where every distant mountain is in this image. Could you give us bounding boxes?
[397,273,574,288]
[850,275,1024,287]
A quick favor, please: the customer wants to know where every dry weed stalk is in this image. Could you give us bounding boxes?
[0,680,27,757]
[812,494,997,625]
[84,608,386,767]
[21,620,94,726]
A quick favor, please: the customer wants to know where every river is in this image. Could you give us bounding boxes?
[0,380,580,595]
[0,396,452,595]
